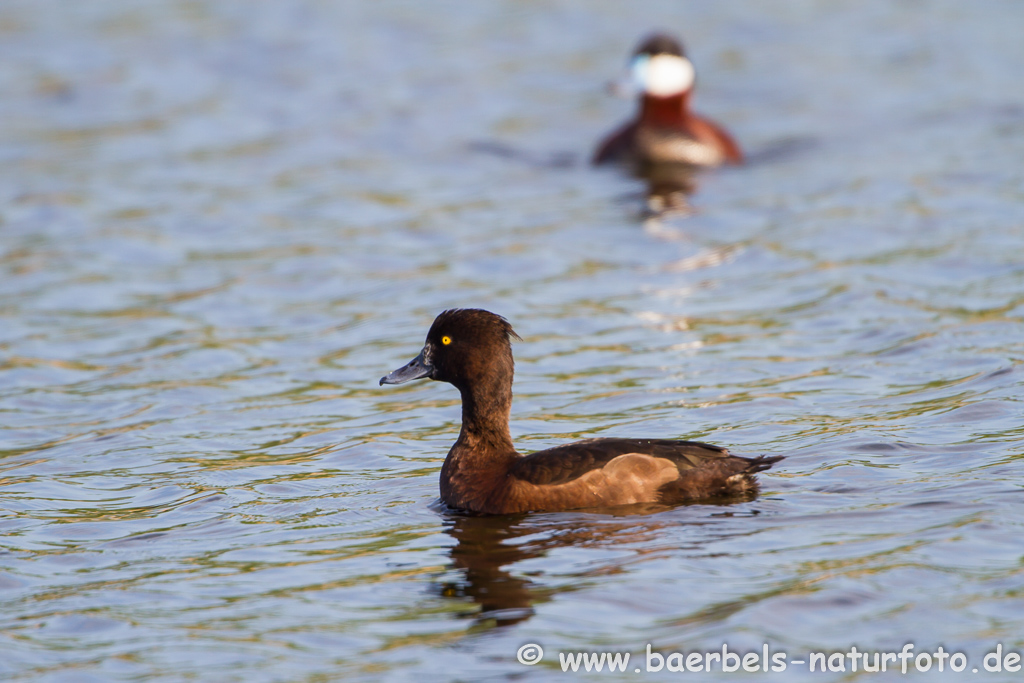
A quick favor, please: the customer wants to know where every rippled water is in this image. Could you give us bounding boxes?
[3,1,1024,681]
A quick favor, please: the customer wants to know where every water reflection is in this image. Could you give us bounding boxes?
[639,161,700,215]
[439,513,545,629]
[467,138,704,215]
[639,136,817,215]
[438,502,759,631]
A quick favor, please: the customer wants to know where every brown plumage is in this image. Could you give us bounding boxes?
[380,309,782,514]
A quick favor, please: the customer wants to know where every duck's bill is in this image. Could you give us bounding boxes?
[607,74,639,99]
[379,350,432,386]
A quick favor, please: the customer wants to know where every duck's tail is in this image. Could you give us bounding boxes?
[716,455,784,498]
[743,454,785,474]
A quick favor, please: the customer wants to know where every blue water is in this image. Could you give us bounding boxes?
[2,1,1024,681]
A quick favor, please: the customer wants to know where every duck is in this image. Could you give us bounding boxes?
[380,308,782,515]
[593,33,743,170]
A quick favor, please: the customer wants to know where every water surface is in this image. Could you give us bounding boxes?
[2,1,1024,681]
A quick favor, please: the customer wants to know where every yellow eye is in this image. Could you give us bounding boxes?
[441,336,452,346]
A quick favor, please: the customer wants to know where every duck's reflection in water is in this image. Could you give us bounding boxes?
[438,513,549,629]
[637,136,817,216]
[641,162,700,216]
[437,500,759,630]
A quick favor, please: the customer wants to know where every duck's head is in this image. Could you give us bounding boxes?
[380,309,521,392]
[619,32,695,99]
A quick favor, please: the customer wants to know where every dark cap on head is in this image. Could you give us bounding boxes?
[420,308,521,392]
[633,33,686,58]
[428,308,521,347]
[379,308,521,389]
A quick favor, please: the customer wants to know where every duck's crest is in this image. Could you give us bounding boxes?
[432,308,522,343]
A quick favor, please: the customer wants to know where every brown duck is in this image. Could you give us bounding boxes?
[380,309,781,514]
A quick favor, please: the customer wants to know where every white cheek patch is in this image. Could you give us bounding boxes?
[641,54,695,97]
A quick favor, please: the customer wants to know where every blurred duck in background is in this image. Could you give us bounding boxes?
[594,33,742,213]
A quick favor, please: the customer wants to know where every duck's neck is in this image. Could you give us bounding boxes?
[456,375,515,453]
[442,370,516,509]
[640,92,692,128]
[441,355,519,512]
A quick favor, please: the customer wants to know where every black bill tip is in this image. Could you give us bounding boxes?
[379,350,432,386]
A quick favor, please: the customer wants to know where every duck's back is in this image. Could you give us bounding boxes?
[498,438,780,513]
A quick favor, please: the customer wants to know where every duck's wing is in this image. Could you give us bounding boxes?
[689,113,743,164]
[502,438,783,510]
[511,437,773,486]
[592,121,638,165]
